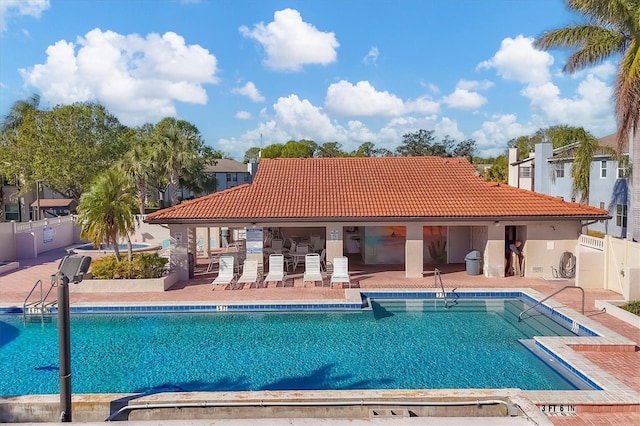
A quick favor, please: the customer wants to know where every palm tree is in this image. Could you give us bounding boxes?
[76,169,137,261]
[534,0,640,240]
[1,94,41,133]
[152,117,204,207]
[117,124,155,215]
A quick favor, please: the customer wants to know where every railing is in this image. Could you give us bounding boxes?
[518,286,584,322]
[578,234,604,251]
[14,215,75,233]
[433,268,448,309]
[23,279,56,321]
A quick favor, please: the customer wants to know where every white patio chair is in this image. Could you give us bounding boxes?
[211,255,235,290]
[235,259,261,289]
[303,253,324,287]
[264,254,286,287]
[330,256,352,288]
[206,253,220,272]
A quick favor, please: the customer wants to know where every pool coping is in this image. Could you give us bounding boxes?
[1,287,638,412]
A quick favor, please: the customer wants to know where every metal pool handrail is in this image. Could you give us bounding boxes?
[433,268,448,308]
[518,285,584,322]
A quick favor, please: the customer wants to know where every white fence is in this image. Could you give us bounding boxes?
[0,215,170,261]
[577,234,640,301]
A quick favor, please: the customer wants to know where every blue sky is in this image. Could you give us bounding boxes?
[0,0,619,160]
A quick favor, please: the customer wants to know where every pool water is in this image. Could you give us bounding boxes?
[0,299,579,396]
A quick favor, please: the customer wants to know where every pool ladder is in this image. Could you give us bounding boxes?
[23,279,57,322]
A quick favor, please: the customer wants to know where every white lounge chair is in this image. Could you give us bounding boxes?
[235,259,261,289]
[303,253,324,287]
[330,256,352,288]
[211,255,235,290]
[264,254,286,287]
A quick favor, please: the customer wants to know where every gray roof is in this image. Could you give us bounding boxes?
[204,159,249,173]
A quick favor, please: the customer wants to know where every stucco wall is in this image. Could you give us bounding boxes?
[524,222,581,278]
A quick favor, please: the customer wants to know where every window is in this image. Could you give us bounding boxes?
[226,173,237,183]
[599,202,605,209]
[617,163,628,178]
[600,160,607,178]
[4,203,19,221]
[555,163,564,178]
[519,166,531,178]
[616,204,627,228]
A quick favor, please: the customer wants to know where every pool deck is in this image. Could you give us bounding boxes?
[1,248,638,425]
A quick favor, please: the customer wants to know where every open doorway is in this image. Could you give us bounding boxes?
[505,225,527,276]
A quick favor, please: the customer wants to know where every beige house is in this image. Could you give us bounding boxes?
[145,156,609,281]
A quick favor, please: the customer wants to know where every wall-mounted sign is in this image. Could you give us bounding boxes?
[43,226,54,244]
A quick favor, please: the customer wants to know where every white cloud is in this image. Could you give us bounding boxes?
[19,28,219,125]
[522,75,615,135]
[231,81,265,102]
[478,35,553,85]
[457,79,494,91]
[325,80,439,117]
[239,8,339,72]
[442,89,487,110]
[363,46,379,65]
[571,61,617,80]
[273,94,337,141]
[235,111,252,120]
[0,0,49,32]
[471,114,537,157]
[325,80,404,117]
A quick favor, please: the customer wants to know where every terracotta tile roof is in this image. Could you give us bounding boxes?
[145,157,608,223]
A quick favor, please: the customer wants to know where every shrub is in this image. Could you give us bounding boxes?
[90,253,167,279]
[621,300,640,316]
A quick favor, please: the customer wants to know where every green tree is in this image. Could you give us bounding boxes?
[0,102,126,201]
[485,155,508,183]
[77,169,137,261]
[151,117,210,207]
[352,142,377,157]
[243,147,261,163]
[569,136,598,203]
[280,140,317,158]
[453,138,478,162]
[260,143,283,158]
[117,124,155,215]
[0,94,41,132]
[534,0,640,239]
[396,129,435,156]
[317,142,344,158]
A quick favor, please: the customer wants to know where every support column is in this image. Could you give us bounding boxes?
[405,224,423,278]
[485,223,505,277]
[170,224,189,281]
[326,225,344,267]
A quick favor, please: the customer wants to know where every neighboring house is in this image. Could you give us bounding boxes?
[162,158,255,205]
[146,156,607,281]
[508,133,635,239]
[1,179,77,223]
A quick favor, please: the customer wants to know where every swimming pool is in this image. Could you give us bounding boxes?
[0,299,589,396]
